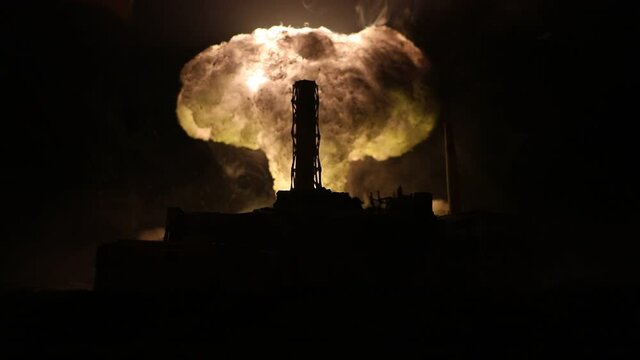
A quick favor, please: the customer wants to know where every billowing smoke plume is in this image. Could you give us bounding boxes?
[356,0,389,27]
[177,25,436,194]
[356,0,420,31]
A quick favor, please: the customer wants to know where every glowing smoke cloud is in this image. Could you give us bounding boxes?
[177,25,436,192]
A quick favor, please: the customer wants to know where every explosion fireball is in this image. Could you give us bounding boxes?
[177,25,436,193]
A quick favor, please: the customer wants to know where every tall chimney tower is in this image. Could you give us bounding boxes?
[290,80,322,191]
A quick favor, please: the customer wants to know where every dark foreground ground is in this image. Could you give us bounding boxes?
[1,287,638,357]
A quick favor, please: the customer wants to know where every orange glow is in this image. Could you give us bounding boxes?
[177,26,436,193]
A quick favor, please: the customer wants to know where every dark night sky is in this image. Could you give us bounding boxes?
[1,0,637,289]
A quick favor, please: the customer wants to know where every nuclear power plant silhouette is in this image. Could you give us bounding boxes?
[95,80,452,292]
[94,80,529,294]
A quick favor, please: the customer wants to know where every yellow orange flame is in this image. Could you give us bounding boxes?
[177,25,436,193]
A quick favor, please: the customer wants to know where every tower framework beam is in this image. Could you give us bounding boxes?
[290,80,322,191]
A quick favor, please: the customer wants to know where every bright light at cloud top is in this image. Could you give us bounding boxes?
[177,25,436,192]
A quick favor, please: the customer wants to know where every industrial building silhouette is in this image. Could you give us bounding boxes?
[95,80,450,292]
